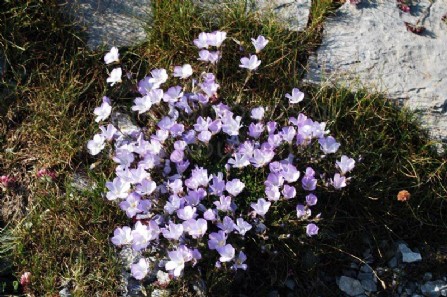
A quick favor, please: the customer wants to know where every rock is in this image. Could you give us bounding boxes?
[421,281,447,297]
[127,276,145,297]
[424,273,434,282]
[360,264,373,274]
[119,245,142,268]
[111,112,141,137]
[338,276,365,296]
[253,0,311,31]
[357,272,374,281]
[70,172,97,192]
[57,0,152,50]
[285,278,296,290]
[267,290,280,297]
[361,279,377,292]
[59,287,72,297]
[388,256,398,268]
[151,289,171,297]
[399,243,422,263]
[306,0,447,142]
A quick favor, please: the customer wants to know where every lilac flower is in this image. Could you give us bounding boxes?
[164,195,183,214]
[198,49,211,61]
[120,192,143,218]
[336,155,355,175]
[251,35,269,53]
[280,126,297,143]
[165,250,186,277]
[222,115,242,136]
[87,134,106,155]
[131,258,149,280]
[131,220,160,251]
[285,88,304,104]
[132,96,152,114]
[135,179,156,196]
[217,216,235,233]
[194,32,209,49]
[137,76,154,95]
[209,119,222,134]
[147,88,164,105]
[163,86,183,103]
[104,46,119,64]
[177,205,197,221]
[265,173,284,187]
[106,177,131,200]
[217,244,235,262]
[203,209,217,221]
[239,55,261,71]
[306,193,318,206]
[301,175,317,191]
[265,186,280,201]
[250,198,271,217]
[94,97,112,122]
[296,204,311,219]
[331,173,347,189]
[225,179,245,196]
[183,130,197,144]
[318,136,340,154]
[207,31,227,47]
[99,124,118,141]
[107,67,122,86]
[282,185,296,199]
[208,231,227,250]
[173,64,193,79]
[234,218,252,236]
[280,163,300,183]
[248,122,264,139]
[209,173,226,196]
[182,218,207,238]
[149,68,168,88]
[162,221,184,240]
[250,148,275,168]
[266,121,278,134]
[267,134,283,148]
[198,131,212,143]
[214,195,232,211]
[227,153,250,168]
[167,179,183,194]
[111,226,133,246]
[232,251,248,270]
[306,223,319,237]
[250,106,265,120]
[194,116,212,132]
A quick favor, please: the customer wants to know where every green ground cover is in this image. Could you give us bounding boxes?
[0,0,446,296]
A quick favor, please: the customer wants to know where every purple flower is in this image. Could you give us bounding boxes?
[119,192,143,218]
[209,173,226,196]
[173,64,193,79]
[225,179,245,197]
[99,124,118,141]
[203,208,217,221]
[331,173,347,189]
[217,244,235,262]
[265,186,280,201]
[248,122,264,139]
[214,195,232,211]
[306,193,318,206]
[217,216,235,233]
[111,226,133,246]
[234,218,252,236]
[250,198,271,217]
[194,32,209,49]
[198,131,212,143]
[131,258,149,280]
[282,185,296,199]
[135,179,156,196]
[222,115,242,136]
[239,55,261,71]
[106,177,131,200]
[306,223,319,237]
[336,155,356,175]
[165,250,185,277]
[250,106,265,120]
[162,222,184,240]
[266,121,277,134]
[296,204,311,219]
[163,86,183,103]
[94,97,112,122]
[318,136,340,154]
[285,88,304,104]
[177,205,197,221]
[148,68,168,88]
[131,220,160,251]
[280,163,300,183]
[251,35,269,53]
[208,231,227,250]
[207,31,227,47]
[232,251,248,270]
[250,148,275,168]
[182,218,208,238]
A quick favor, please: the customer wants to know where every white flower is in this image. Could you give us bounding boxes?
[194,32,209,49]
[165,250,186,277]
[131,258,149,280]
[336,155,356,175]
[105,177,131,200]
[225,179,245,196]
[173,64,193,79]
[285,88,305,104]
[93,98,112,122]
[104,46,119,64]
[251,35,269,53]
[106,67,122,86]
[239,55,261,71]
[250,106,265,120]
[111,226,132,246]
[318,136,340,154]
[87,134,106,155]
[131,96,152,114]
[216,244,235,262]
[207,31,227,47]
[148,68,168,88]
[250,198,271,217]
[332,173,347,189]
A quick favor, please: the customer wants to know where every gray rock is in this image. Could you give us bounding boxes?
[306,0,447,142]
[358,272,374,281]
[111,112,141,137]
[151,289,171,297]
[338,276,365,296]
[127,276,145,297]
[253,0,311,31]
[360,264,373,274]
[361,279,377,292]
[421,281,447,297]
[424,273,434,282]
[399,243,422,263]
[59,287,72,297]
[388,256,398,268]
[285,278,296,290]
[57,0,151,49]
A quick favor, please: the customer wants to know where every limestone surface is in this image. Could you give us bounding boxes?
[306,0,447,141]
[58,0,152,49]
